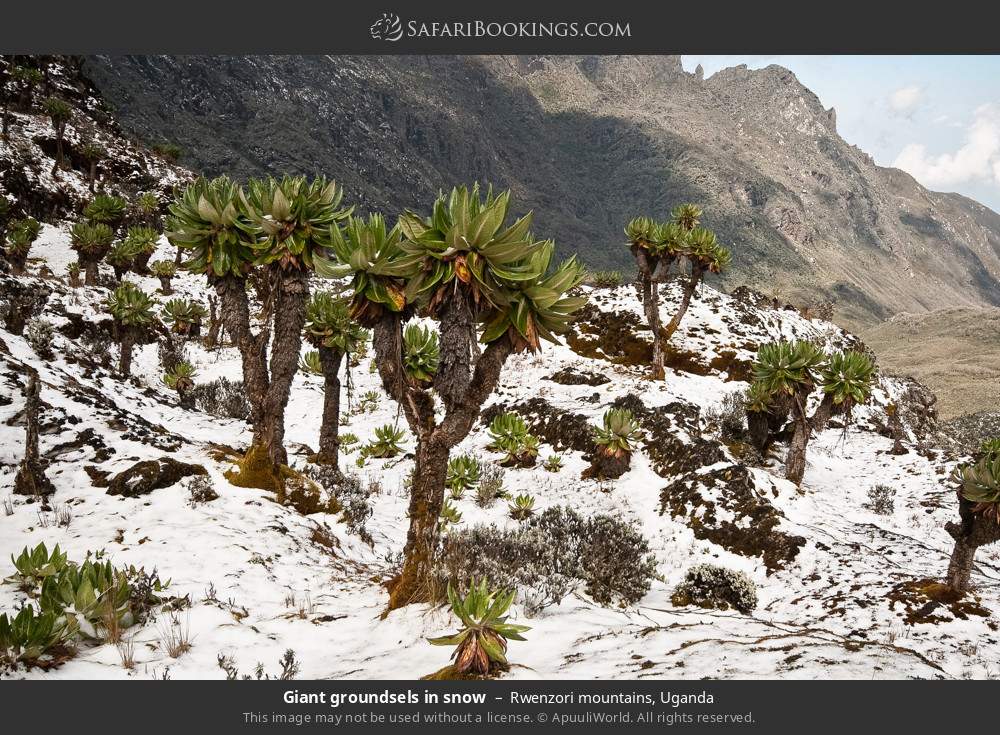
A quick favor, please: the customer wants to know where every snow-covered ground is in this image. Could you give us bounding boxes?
[1,230,997,681]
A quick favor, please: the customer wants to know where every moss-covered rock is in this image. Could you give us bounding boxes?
[660,463,805,572]
[107,457,208,497]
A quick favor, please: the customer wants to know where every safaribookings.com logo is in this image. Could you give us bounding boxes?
[369,13,631,41]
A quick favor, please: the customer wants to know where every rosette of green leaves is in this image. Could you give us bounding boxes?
[299,350,323,375]
[165,176,254,280]
[624,216,658,251]
[403,323,440,383]
[84,194,127,225]
[105,281,155,326]
[163,361,197,393]
[304,291,367,354]
[396,183,547,314]
[69,221,113,259]
[125,224,160,255]
[106,238,141,271]
[593,408,642,457]
[314,213,410,326]
[162,298,207,332]
[427,579,529,675]
[446,454,481,493]
[956,456,1000,507]
[479,241,586,352]
[684,227,732,273]
[819,350,876,409]
[240,175,351,272]
[752,340,826,397]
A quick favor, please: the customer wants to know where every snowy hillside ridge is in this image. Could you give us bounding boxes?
[1,226,997,680]
[1,57,188,223]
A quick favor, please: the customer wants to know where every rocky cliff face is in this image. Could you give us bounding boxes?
[82,55,1000,326]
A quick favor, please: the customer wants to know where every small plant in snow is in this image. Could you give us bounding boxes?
[299,350,323,375]
[475,465,506,508]
[427,580,529,676]
[864,484,896,515]
[357,390,380,413]
[25,318,55,360]
[439,500,462,528]
[671,563,758,614]
[365,424,405,458]
[163,361,197,406]
[507,493,536,521]
[446,455,481,495]
[589,407,641,479]
[542,454,563,473]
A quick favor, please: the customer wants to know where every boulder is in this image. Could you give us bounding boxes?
[107,457,208,498]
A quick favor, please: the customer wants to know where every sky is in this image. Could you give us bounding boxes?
[681,55,1000,212]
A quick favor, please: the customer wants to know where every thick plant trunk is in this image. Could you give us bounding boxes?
[945,499,1000,593]
[118,327,134,376]
[663,264,704,341]
[206,296,221,348]
[946,536,976,593]
[785,394,810,485]
[133,250,153,274]
[747,410,770,454]
[215,275,269,452]
[9,252,27,276]
[388,438,450,609]
[158,276,173,295]
[810,394,835,434]
[174,246,183,267]
[375,311,515,612]
[434,296,475,412]
[13,369,55,500]
[88,161,96,193]
[51,130,64,178]
[261,271,309,467]
[112,265,126,282]
[1,100,9,141]
[643,276,665,380]
[83,257,99,287]
[316,345,344,467]
[586,448,631,480]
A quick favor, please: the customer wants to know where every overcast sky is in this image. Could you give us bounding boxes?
[681,55,1000,212]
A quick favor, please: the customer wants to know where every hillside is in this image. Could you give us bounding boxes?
[861,307,1000,420]
[2,228,997,679]
[83,55,1000,327]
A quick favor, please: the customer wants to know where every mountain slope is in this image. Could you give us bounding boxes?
[83,54,1000,326]
[2,228,995,680]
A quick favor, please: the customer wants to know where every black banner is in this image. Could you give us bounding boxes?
[0,679,986,732]
[2,0,1000,54]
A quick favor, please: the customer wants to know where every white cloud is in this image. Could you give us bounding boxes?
[893,104,1000,189]
[889,85,923,115]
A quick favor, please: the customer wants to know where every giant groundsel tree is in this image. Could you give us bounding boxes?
[303,289,368,469]
[625,204,730,379]
[317,184,587,610]
[166,175,352,488]
[752,340,876,484]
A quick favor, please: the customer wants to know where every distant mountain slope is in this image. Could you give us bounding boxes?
[83,55,1000,326]
[860,306,1000,420]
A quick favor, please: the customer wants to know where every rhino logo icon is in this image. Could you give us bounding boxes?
[370,13,404,41]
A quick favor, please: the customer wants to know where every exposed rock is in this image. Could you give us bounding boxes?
[611,394,728,478]
[107,457,208,498]
[482,398,593,454]
[546,366,610,387]
[660,463,805,572]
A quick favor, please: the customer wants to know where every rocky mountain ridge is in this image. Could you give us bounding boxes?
[81,54,1000,326]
